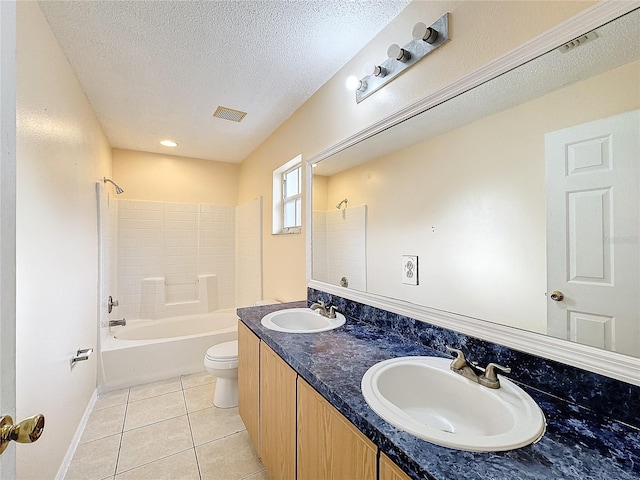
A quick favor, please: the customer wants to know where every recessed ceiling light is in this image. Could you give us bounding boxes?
[160,140,178,147]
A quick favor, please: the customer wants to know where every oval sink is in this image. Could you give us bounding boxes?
[361,356,545,452]
[261,308,346,333]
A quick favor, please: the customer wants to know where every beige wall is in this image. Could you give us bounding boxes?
[16,3,112,478]
[112,148,239,204]
[318,60,640,334]
[239,1,594,302]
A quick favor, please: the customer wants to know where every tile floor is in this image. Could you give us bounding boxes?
[64,372,266,480]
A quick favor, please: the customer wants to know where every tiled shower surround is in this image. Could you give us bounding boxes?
[312,205,367,291]
[117,200,236,319]
[308,288,640,429]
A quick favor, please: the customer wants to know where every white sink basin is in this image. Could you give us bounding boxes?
[261,308,346,333]
[361,356,545,452]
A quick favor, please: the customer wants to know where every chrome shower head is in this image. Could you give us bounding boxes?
[336,198,348,209]
[103,177,124,195]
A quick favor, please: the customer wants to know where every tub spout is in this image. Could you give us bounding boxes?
[109,318,126,327]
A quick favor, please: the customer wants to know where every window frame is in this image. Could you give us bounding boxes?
[272,155,302,235]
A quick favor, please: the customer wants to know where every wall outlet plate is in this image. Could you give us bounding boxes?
[402,255,418,285]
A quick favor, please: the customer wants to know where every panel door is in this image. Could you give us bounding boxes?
[545,109,639,355]
[260,343,296,480]
[380,453,412,480]
[297,378,376,480]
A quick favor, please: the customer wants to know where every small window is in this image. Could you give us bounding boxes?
[273,155,302,234]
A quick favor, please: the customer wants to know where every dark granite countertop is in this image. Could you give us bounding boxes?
[238,301,640,480]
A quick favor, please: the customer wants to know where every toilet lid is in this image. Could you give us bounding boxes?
[206,340,238,360]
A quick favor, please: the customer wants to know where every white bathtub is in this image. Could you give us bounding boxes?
[100,309,238,391]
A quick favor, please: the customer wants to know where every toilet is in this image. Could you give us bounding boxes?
[204,340,239,408]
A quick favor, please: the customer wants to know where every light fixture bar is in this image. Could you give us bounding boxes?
[355,13,450,103]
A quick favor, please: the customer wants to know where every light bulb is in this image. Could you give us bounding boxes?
[363,62,386,78]
[346,75,362,91]
[412,22,438,44]
[346,75,367,92]
[387,44,411,63]
[160,140,178,147]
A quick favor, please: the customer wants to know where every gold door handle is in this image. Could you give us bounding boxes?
[550,290,564,302]
[0,414,45,454]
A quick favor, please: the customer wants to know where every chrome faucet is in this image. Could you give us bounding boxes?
[310,300,337,319]
[446,346,511,389]
[109,318,126,327]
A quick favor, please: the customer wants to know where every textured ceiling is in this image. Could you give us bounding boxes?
[38,1,411,163]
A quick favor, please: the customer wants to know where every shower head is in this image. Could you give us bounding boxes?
[103,177,124,195]
[336,198,348,210]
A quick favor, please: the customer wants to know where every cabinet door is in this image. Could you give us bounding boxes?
[298,378,376,480]
[260,343,297,480]
[380,453,412,480]
[238,321,261,455]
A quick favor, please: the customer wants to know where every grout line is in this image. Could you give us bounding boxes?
[126,387,184,405]
[189,436,204,480]
[239,469,267,480]
[123,412,189,434]
[112,388,130,478]
[183,382,204,480]
[113,447,196,477]
[193,428,248,448]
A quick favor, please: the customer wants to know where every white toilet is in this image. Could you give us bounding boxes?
[204,340,239,408]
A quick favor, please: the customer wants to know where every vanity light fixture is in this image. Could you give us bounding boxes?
[351,13,450,103]
[160,140,178,147]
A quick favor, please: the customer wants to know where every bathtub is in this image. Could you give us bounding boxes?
[100,309,238,391]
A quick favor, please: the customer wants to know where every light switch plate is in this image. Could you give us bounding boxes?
[402,255,418,285]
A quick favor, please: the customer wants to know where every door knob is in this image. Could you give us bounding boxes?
[0,414,45,454]
[550,290,564,302]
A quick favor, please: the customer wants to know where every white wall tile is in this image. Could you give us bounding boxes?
[117,200,248,318]
[314,205,367,291]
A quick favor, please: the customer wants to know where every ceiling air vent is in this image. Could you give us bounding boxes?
[557,31,598,53]
[213,106,247,123]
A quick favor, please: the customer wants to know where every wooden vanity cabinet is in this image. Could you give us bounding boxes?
[260,343,297,480]
[297,378,377,480]
[380,453,413,480]
[238,319,411,480]
[238,321,261,454]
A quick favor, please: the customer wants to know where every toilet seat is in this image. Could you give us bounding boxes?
[206,340,238,360]
[205,340,238,369]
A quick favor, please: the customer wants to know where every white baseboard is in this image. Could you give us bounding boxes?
[55,388,99,480]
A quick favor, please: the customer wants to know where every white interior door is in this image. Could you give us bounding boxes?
[0,1,17,477]
[546,109,640,356]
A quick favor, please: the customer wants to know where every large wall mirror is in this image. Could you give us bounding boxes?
[310,6,640,379]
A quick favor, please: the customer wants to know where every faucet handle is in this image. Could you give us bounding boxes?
[445,346,468,370]
[328,306,338,319]
[484,363,511,382]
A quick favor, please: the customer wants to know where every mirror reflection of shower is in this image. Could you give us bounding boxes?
[336,198,348,209]
[103,177,124,195]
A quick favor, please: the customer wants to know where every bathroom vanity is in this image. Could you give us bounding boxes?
[237,301,639,480]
